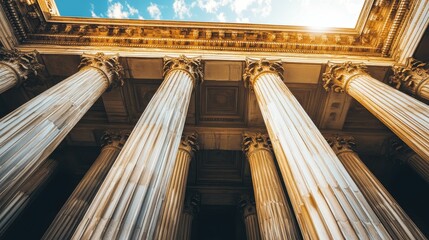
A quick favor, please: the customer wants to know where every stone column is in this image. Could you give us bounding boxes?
[0,48,43,93]
[239,197,261,240]
[327,136,425,239]
[177,192,200,240]
[0,53,123,232]
[72,56,202,239]
[242,132,300,239]
[392,140,429,183]
[390,57,429,101]
[153,133,198,240]
[0,159,57,236]
[244,58,390,239]
[42,131,129,240]
[323,62,429,162]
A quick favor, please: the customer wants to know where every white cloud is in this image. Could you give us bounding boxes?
[127,3,139,15]
[230,0,253,15]
[147,3,161,20]
[173,0,191,19]
[252,0,271,17]
[107,2,129,18]
[138,15,144,19]
[90,3,100,18]
[197,0,220,13]
[217,12,226,22]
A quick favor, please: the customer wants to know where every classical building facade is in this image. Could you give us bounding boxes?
[0,0,428,239]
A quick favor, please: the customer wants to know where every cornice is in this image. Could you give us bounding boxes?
[0,0,417,58]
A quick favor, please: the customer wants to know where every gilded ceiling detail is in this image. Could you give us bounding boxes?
[1,0,411,57]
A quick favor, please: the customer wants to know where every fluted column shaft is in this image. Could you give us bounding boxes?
[243,133,299,239]
[72,56,202,239]
[42,132,128,240]
[0,53,122,235]
[328,136,425,239]
[154,134,198,240]
[0,48,43,94]
[244,59,390,239]
[241,199,261,240]
[323,62,429,162]
[391,58,429,101]
[0,159,57,235]
[177,192,200,240]
[394,141,429,183]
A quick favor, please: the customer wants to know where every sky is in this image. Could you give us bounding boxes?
[55,0,366,28]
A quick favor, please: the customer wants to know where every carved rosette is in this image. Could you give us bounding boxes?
[78,53,124,89]
[242,132,272,157]
[391,57,429,96]
[322,62,368,93]
[163,55,203,87]
[243,58,283,90]
[100,130,130,149]
[326,135,356,155]
[0,48,44,83]
[179,132,199,157]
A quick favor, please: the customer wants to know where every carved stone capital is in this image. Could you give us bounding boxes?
[78,53,124,89]
[179,133,199,157]
[326,135,356,155]
[0,48,44,83]
[322,62,368,93]
[242,132,272,157]
[163,55,203,87]
[238,195,257,218]
[183,192,200,216]
[243,58,283,90]
[390,58,429,96]
[390,138,414,162]
[100,130,130,149]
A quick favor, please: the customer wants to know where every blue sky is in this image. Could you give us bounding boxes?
[55,0,365,28]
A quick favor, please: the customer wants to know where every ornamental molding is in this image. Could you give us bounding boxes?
[100,130,130,149]
[322,61,368,93]
[242,132,273,157]
[163,55,203,87]
[178,133,199,157]
[0,0,417,58]
[0,48,43,82]
[326,135,356,155]
[243,58,283,90]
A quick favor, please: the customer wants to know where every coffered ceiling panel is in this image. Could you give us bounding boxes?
[124,79,161,121]
[283,63,322,84]
[204,61,243,81]
[199,81,247,125]
[126,58,163,79]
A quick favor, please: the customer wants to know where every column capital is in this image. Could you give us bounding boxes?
[243,58,283,90]
[238,195,257,218]
[163,55,203,87]
[100,130,130,149]
[183,192,200,216]
[78,53,124,89]
[242,132,272,157]
[323,62,369,93]
[390,138,414,161]
[326,135,356,155]
[390,57,429,96]
[0,48,44,83]
[179,133,199,157]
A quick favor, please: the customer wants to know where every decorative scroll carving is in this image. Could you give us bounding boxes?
[322,62,368,93]
[100,130,130,149]
[78,53,124,89]
[163,55,203,87]
[391,57,429,96]
[0,48,43,82]
[242,132,272,157]
[179,132,199,157]
[326,135,356,155]
[243,58,283,90]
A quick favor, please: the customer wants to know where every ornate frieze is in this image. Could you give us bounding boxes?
[243,58,283,90]
[242,132,272,157]
[0,0,414,57]
[391,57,429,96]
[78,53,124,89]
[0,48,43,82]
[322,61,368,93]
[163,55,203,87]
